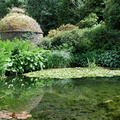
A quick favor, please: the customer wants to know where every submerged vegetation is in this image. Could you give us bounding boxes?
[0,75,120,120]
[29,77,120,120]
[0,0,120,119]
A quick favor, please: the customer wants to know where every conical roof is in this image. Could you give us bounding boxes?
[0,8,43,33]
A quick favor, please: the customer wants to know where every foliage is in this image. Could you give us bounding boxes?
[26,0,86,35]
[58,0,86,26]
[72,52,97,67]
[38,37,52,50]
[50,28,91,53]
[0,39,51,76]
[0,52,9,77]
[7,51,45,74]
[0,0,25,19]
[76,13,98,29]
[26,0,61,35]
[84,0,105,21]
[47,24,78,38]
[104,0,120,30]
[88,22,110,50]
[0,0,9,19]
[107,30,120,51]
[0,39,34,56]
[87,57,97,68]
[89,22,120,51]
[45,50,72,68]
[57,24,78,31]
[72,50,120,68]
[97,50,120,68]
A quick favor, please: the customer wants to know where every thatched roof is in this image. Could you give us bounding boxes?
[0,8,43,33]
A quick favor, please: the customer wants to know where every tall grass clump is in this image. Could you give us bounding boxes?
[87,57,97,68]
[46,50,72,68]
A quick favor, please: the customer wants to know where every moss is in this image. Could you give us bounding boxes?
[10,7,25,14]
[0,12,42,33]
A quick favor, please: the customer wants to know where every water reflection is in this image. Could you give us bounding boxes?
[31,76,120,120]
[0,76,120,119]
[0,75,54,112]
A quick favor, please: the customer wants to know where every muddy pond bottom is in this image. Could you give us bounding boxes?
[29,77,120,120]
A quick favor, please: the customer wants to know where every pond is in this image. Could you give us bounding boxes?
[0,76,120,120]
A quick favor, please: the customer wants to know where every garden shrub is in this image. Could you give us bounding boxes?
[50,28,91,53]
[104,0,120,30]
[76,13,98,29]
[0,38,34,56]
[38,37,52,50]
[88,23,120,51]
[0,39,51,76]
[47,24,78,38]
[107,30,120,51]
[72,52,98,67]
[57,24,78,32]
[72,50,120,68]
[0,52,9,77]
[46,50,72,68]
[97,50,120,68]
[88,22,110,50]
[7,51,46,74]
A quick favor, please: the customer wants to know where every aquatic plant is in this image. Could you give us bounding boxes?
[24,67,120,78]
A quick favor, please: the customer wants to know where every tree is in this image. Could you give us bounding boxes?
[84,0,105,21]
[0,0,25,19]
[58,0,85,26]
[26,0,61,35]
[104,0,120,30]
[0,0,8,19]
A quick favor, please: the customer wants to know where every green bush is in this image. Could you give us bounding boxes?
[50,28,91,53]
[7,51,46,74]
[0,38,34,56]
[72,52,97,67]
[0,39,51,76]
[107,30,120,51]
[76,13,98,29]
[97,50,120,68]
[0,52,9,77]
[88,23,110,50]
[104,0,120,30]
[88,23,120,51]
[47,24,78,38]
[38,37,52,50]
[46,50,72,68]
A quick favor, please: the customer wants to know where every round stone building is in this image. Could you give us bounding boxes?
[0,8,43,44]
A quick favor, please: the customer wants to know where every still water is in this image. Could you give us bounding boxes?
[0,76,120,120]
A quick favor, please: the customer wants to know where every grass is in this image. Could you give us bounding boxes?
[24,67,120,78]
